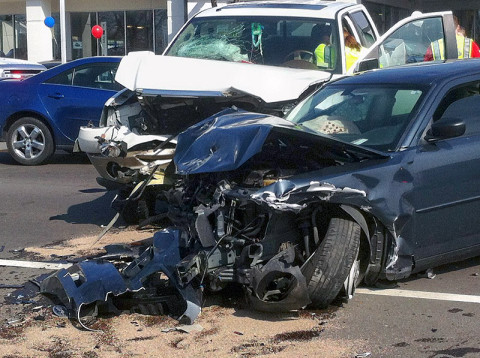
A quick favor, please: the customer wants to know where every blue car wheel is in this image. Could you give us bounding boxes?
[6,117,54,165]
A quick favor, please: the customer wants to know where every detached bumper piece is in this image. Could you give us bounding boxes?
[40,229,202,327]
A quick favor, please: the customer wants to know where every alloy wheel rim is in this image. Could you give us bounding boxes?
[11,124,46,160]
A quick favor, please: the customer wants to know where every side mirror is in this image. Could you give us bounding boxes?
[356,58,379,72]
[425,117,466,142]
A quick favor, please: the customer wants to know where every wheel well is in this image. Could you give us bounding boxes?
[307,203,383,284]
[4,112,55,145]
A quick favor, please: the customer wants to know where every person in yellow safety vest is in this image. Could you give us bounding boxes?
[344,28,365,71]
[311,24,334,68]
[424,16,480,61]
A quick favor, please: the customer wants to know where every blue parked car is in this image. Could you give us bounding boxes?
[0,56,122,165]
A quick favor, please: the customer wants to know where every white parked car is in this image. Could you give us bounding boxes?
[0,57,46,79]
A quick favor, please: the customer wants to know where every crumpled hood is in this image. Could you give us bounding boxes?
[115,51,331,103]
[174,108,389,175]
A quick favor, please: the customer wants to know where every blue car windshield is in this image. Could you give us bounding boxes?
[285,84,427,152]
[166,16,341,72]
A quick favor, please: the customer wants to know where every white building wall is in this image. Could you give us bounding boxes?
[26,0,53,62]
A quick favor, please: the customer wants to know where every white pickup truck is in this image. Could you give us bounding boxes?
[77,1,457,187]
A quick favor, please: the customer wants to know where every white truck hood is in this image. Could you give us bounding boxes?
[115,51,331,104]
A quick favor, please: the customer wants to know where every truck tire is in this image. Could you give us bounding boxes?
[305,217,361,308]
[6,117,54,165]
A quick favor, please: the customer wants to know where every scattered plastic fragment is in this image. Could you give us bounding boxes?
[53,305,68,318]
[162,324,204,334]
[355,353,372,358]
[417,268,436,279]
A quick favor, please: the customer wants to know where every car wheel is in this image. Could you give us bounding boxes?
[304,217,361,308]
[6,117,54,165]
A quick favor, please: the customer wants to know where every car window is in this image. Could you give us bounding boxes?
[44,62,121,90]
[166,16,341,72]
[432,81,480,136]
[72,63,121,90]
[377,17,445,68]
[45,69,74,85]
[286,84,426,151]
[433,81,480,121]
[349,11,376,47]
[438,95,480,136]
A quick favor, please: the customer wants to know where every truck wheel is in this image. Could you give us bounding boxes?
[305,217,361,308]
[6,117,54,165]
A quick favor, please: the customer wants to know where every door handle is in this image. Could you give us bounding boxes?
[48,93,64,99]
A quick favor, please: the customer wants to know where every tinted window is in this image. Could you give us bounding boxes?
[45,62,121,90]
[433,81,480,136]
[349,11,376,47]
[45,69,74,85]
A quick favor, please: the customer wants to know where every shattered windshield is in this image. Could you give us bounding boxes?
[286,84,427,151]
[166,16,340,72]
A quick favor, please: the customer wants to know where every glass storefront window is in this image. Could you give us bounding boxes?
[98,11,125,56]
[70,12,98,60]
[13,15,27,59]
[0,15,27,59]
[0,9,168,60]
[0,15,14,57]
[126,10,153,53]
[154,9,168,54]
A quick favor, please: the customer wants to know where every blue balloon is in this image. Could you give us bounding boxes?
[44,17,55,28]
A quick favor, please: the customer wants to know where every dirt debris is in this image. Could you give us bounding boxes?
[0,303,363,358]
[0,232,366,357]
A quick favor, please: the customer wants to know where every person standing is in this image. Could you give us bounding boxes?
[424,16,480,61]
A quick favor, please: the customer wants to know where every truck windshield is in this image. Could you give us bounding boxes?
[166,16,340,72]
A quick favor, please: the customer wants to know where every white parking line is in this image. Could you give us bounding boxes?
[0,258,72,270]
[356,287,480,304]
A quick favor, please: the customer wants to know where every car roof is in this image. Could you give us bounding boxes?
[0,57,46,70]
[24,56,122,83]
[332,60,480,87]
[194,0,355,20]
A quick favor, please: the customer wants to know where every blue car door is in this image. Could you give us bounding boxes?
[38,62,121,144]
[407,80,480,265]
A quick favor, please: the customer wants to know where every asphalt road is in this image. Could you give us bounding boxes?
[0,144,479,357]
[0,145,117,251]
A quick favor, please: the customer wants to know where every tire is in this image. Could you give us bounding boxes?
[6,117,54,165]
[304,217,361,308]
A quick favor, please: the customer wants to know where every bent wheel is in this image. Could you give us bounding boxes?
[6,117,54,165]
[303,217,361,308]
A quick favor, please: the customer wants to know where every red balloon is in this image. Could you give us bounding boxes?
[91,25,103,39]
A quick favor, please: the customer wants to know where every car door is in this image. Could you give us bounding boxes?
[336,6,379,74]
[350,11,457,74]
[38,62,121,144]
[404,78,480,267]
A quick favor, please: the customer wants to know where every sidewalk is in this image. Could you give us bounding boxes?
[0,142,6,152]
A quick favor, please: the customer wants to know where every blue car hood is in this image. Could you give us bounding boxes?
[174,108,389,175]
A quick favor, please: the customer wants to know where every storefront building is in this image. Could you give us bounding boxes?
[0,0,479,63]
[0,0,230,62]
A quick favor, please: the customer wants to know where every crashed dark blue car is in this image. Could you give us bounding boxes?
[42,60,480,323]
[166,60,480,309]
